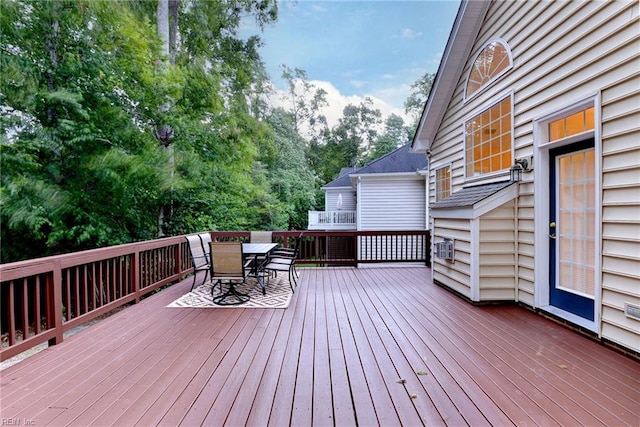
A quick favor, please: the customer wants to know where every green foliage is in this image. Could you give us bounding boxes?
[0,0,310,263]
[365,114,412,164]
[1,0,426,263]
[307,98,382,184]
[404,71,435,127]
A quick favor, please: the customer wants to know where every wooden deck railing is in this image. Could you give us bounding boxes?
[0,236,192,361]
[212,230,431,266]
[1,230,429,361]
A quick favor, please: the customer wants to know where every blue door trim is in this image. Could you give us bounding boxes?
[549,139,595,321]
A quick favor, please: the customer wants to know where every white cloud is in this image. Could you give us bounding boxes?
[267,80,412,136]
[400,28,422,39]
[349,79,368,89]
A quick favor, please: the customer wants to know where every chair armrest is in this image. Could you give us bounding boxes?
[269,256,294,266]
[271,249,296,259]
[192,254,210,263]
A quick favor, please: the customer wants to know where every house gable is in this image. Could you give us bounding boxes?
[413,0,640,354]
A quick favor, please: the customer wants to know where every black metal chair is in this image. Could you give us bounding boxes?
[186,234,210,291]
[262,233,302,291]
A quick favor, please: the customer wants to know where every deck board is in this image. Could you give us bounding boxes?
[1,267,638,427]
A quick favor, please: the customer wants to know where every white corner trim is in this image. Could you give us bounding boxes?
[470,218,480,302]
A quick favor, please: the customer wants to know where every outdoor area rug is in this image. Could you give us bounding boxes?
[167,276,292,309]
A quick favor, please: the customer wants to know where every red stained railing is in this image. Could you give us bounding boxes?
[1,236,191,361]
[1,230,429,361]
[212,230,431,266]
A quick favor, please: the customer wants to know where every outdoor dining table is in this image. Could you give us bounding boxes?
[242,242,278,294]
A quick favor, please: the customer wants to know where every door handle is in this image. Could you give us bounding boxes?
[549,233,556,239]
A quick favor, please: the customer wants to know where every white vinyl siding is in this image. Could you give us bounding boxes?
[325,189,356,212]
[479,201,516,301]
[427,0,639,351]
[600,75,640,352]
[433,218,472,299]
[358,177,426,231]
[515,181,535,306]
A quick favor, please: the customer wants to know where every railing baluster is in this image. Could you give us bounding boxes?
[35,275,42,334]
[21,279,29,342]
[7,281,16,346]
[74,266,80,320]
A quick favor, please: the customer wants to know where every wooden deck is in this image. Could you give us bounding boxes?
[1,267,638,426]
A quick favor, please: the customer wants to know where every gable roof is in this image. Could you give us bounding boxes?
[322,144,427,190]
[322,167,356,189]
[410,0,490,153]
[352,144,427,176]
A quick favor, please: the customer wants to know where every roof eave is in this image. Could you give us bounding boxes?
[410,0,491,154]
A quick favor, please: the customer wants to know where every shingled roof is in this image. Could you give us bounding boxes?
[353,144,428,175]
[323,144,428,189]
[431,181,514,209]
[323,167,357,189]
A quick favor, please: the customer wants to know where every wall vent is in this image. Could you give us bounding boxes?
[435,238,454,260]
[624,303,640,321]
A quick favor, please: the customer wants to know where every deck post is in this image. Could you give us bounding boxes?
[132,250,141,303]
[352,233,358,267]
[48,261,64,346]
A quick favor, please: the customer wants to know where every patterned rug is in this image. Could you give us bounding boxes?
[167,276,292,309]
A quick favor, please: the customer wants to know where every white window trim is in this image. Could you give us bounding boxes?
[434,163,452,202]
[464,37,513,102]
[462,91,515,184]
[533,93,602,335]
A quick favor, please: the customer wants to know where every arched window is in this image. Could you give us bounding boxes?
[465,39,512,100]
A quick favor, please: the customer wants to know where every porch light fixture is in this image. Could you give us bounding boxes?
[510,162,523,182]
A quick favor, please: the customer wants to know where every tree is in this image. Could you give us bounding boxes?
[264,108,318,229]
[365,114,411,163]
[404,71,435,126]
[0,0,283,262]
[309,98,382,184]
[279,65,329,141]
[1,0,173,260]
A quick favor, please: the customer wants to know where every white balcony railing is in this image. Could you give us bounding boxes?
[308,210,357,230]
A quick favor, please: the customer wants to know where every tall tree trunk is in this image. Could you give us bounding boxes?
[156,0,178,237]
[169,0,179,65]
[156,0,170,236]
[157,0,170,59]
[44,2,60,124]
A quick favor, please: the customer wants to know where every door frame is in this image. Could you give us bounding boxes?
[533,94,602,334]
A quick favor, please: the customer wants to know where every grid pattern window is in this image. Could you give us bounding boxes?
[435,166,451,201]
[466,40,512,99]
[465,97,512,177]
[557,149,596,298]
[549,107,594,141]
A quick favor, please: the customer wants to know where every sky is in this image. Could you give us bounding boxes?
[241,0,461,128]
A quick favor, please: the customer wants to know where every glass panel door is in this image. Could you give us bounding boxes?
[549,140,595,320]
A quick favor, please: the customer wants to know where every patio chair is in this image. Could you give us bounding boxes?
[198,232,211,256]
[271,232,302,260]
[186,234,210,291]
[250,231,272,243]
[262,234,301,292]
[250,230,272,265]
[210,242,253,305]
[269,232,302,276]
